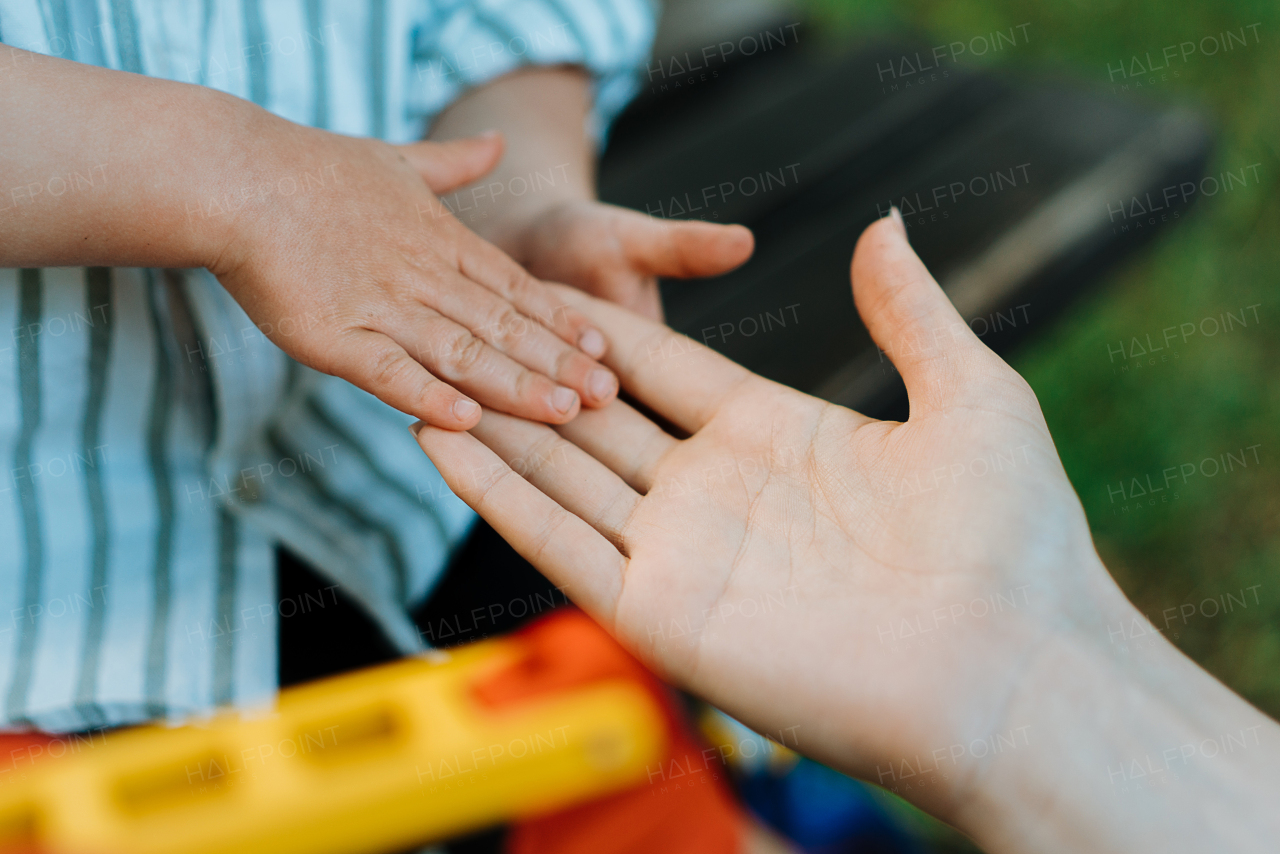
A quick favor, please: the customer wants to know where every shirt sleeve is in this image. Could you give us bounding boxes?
[407,0,657,141]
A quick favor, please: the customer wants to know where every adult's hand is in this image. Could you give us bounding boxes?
[414,212,1280,853]
[415,209,1105,804]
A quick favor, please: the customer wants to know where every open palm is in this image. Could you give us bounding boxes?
[414,214,1126,815]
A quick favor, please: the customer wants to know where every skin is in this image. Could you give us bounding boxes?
[2,50,782,846]
[427,65,787,853]
[414,212,1280,853]
[426,66,757,321]
[0,46,622,428]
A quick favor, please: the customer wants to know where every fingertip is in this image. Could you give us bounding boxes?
[510,389,580,426]
[473,129,505,159]
[711,222,755,268]
[890,205,908,237]
[858,209,906,250]
[551,386,580,417]
[725,222,755,254]
[408,397,479,433]
[451,397,482,429]
[459,131,504,170]
[408,132,505,194]
[851,212,908,289]
[585,368,619,407]
[578,327,607,359]
[665,219,755,277]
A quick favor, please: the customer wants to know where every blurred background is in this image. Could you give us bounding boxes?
[807,0,1280,713]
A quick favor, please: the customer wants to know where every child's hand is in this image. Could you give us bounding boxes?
[209,119,619,429]
[500,199,754,320]
[421,67,753,321]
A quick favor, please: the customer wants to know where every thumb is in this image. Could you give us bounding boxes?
[398,131,505,195]
[616,210,755,278]
[851,209,1005,413]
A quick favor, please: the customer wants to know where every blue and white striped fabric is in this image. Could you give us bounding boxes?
[0,0,655,732]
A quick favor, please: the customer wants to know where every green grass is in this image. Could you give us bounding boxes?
[808,0,1280,712]
[802,0,1280,847]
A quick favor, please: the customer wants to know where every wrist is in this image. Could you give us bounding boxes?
[426,65,595,254]
[951,580,1280,853]
[193,97,359,280]
[172,86,267,272]
[0,51,260,271]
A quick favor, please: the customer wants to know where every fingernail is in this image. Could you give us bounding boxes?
[588,369,617,402]
[889,206,907,238]
[551,387,578,414]
[579,328,606,359]
[408,420,426,438]
[478,128,500,139]
[453,399,480,422]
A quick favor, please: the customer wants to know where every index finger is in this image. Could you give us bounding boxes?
[547,284,756,434]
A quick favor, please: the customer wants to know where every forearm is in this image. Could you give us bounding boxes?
[0,46,254,270]
[426,66,595,252]
[956,593,1280,853]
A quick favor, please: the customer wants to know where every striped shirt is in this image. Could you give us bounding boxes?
[0,0,655,732]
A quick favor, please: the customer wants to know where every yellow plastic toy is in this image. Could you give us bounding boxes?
[0,610,667,854]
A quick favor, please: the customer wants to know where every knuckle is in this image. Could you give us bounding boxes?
[511,365,548,402]
[369,346,441,407]
[439,330,487,377]
[483,306,527,349]
[502,266,537,301]
[510,434,562,479]
[410,374,441,408]
[369,346,411,388]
